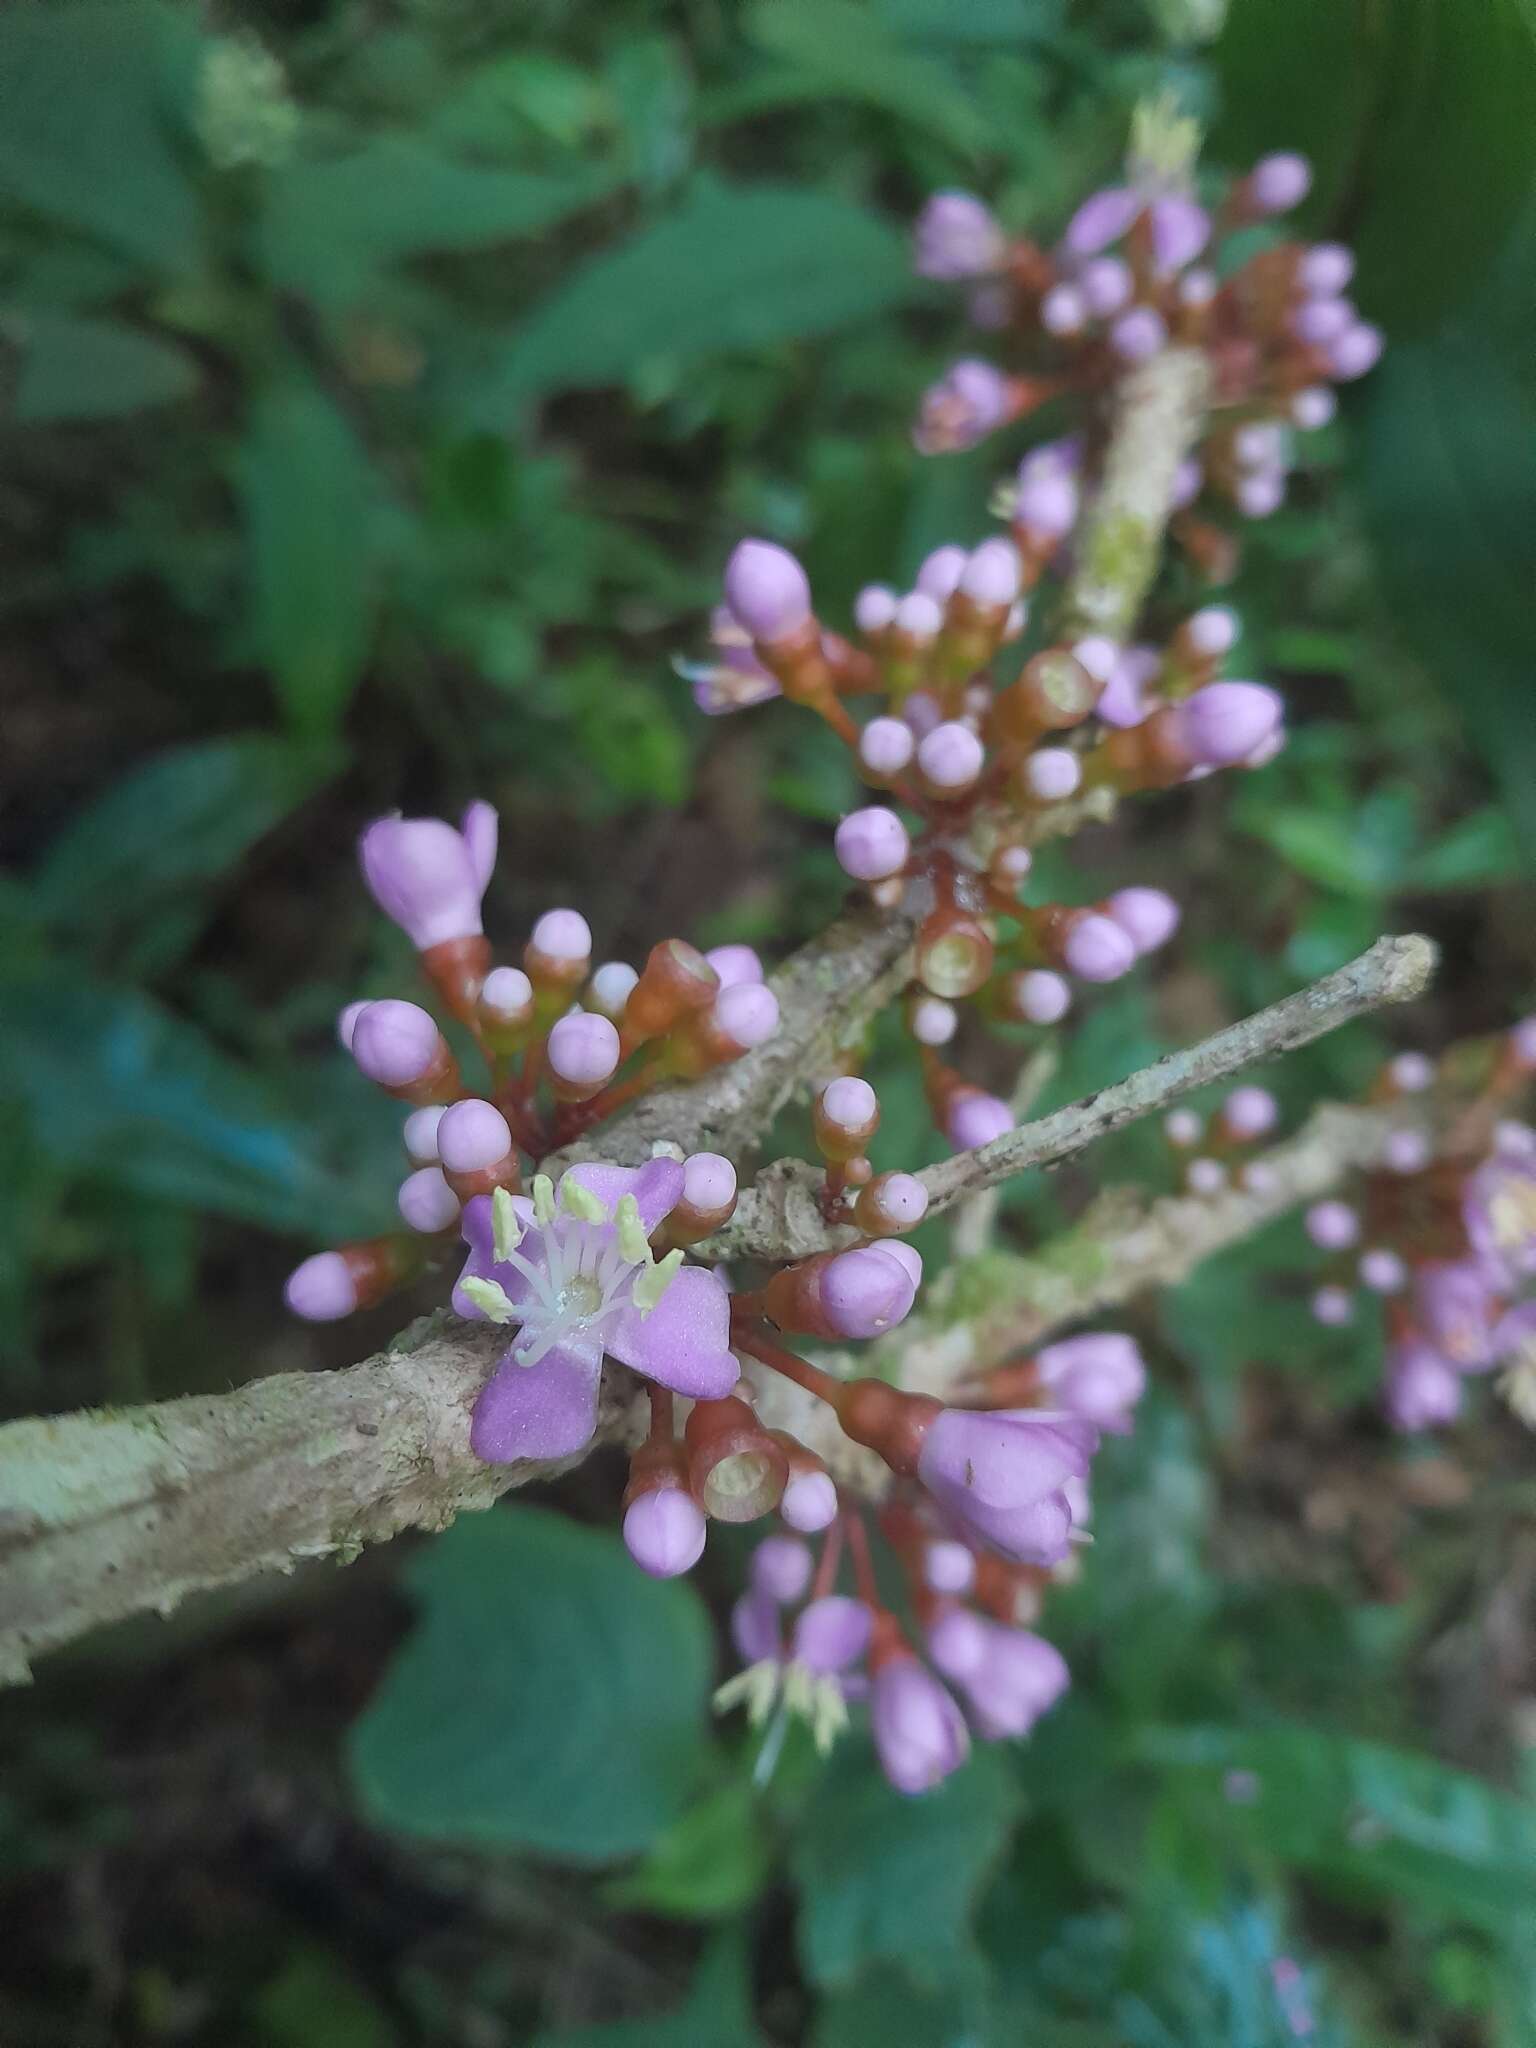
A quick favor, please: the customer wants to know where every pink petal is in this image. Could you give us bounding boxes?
[565,1155,685,1234]
[607,1263,740,1399]
[469,1340,602,1463]
[453,1193,538,1319]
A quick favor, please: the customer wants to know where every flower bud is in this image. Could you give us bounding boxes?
[1328,322,1383,380]
[924,1539,977,1596]
[1387,1052,1433,1093]
[1080,255,1132,316]
[587,960,640,1020]
[915,544,969,602]
[917,721,985,797]
[1292,296,1352,347]
[1164,1108,1203,1147]
[779,1461,839,1535]
[859,716,916,781]
[1291,385,1336,430]
[1299,243,1353,295]
[1009,968,1072,1025]
[793,1595,872,1673]
[871,1656,970,1795]
[1109,306,1167,362]
[1021,746,1081,802]
[914,191,1006,279]
[1183,606,1238,659]
[548,1010,622,1102]
[814,1076,880,1160]
[284,1239,404,1322]
[1360,1247,1407,1294]
[1311,1284,1355,1326]
[723,538,813,645]
[403,1104,446,1165]
[1248,152,1312,215]
[703,944,763,990]
[1305,1199,1359,1250]
[945,1089,1014,1151]
[1235,470,1285,519]
[913,359,1014,455]
[1383,1128,1431,1175]
[1172,682,1284,767]
[835,806,911,883]
[1062,185,1141,256]
[336,1000,369,1050]
[525,908,592,989]
[751,1533,814,1603]
[1040,282,1087,335]
[359,803,496,952]
[1187,1157,1227,1195]
[1104,886,1180,954]
[478,966,535,1043]
[854,583,899,636]
[855,1171,930,1237]
[623,1489,707,1578]
[437,1097,518,1200]
[625,938,720,1043]
[666,1151,738,1244]
[958,538,1022,609]
[398,1165,461,1235]
[1220,1085,1279,1142]
[909,995,957,1047]
[351,1000,459,1103]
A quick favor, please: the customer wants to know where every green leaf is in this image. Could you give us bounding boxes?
[1406,806,1523,891]
[0,2,203,273]
[463,181,918,409]
[350,1509,713,1863]
[0,976,361,1234]
[31,735,339,940]
[744,0,990,155]
[791,1743,1021,1987]
[1361,325,1536,866]
[606,1776,772,1920]
[1239,785,1419,898]
[812,1962,995,2048]
[237,380,384,735]
[7,310,199,423]
[1140,1724,1536,1930]
[251,1947,395,2048]
[531,1929,762,2048]
[258,138,623,304]
[1209,0,1374,222]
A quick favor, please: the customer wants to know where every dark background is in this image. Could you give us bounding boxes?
[3,0,1536,2042]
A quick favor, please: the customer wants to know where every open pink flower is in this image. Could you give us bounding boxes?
[456,1157,738,1464]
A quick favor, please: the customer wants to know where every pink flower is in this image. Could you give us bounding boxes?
[359,803,497,951]
[457,1158,738,1463]
[916,1408,1097,1564]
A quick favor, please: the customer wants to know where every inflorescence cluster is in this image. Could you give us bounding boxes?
[280,137,1416,1796]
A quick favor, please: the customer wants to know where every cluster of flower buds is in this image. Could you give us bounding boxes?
[284,803,780,1327]
[912,136,1383,573]
[1293,1022,1536,1432]
[714,1329,1146,1793]
[1163,1083,1283,1198]
[691,524,1282,1155]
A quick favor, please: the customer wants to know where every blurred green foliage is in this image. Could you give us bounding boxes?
[3,0,1536,2042]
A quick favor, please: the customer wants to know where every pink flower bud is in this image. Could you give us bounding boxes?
[917,721,985,794]
[1388,1052,1433,1092]
[714,981,779,1050]
[702,944,763,990]
[1305,1200,1359,1250]
[821,1245,919,1337]
[959,537,1022,607]
[927,1605,990,1679]
[1360,1247,1407,1294]
[587,961,639,1020]
[351,1000,444,1089]
[913,191,1006,280]
[923,1539,977,1595]
[1062,913,1136,983]
[1105,886,1180,954]
[549,1011,621,1088]
[1509,1018,1536,1070]
[871,1658,970,1794]
[1383,1128,1431,1175]
[623,1490,707,1577]
[1040,283,1087,335]
[1385,1340,1461,1432]
[1185,605,1238,657]
[1012,968,1071,1024]
[1170,456,1202,509]
[820,1074,879,1139]
[1072,634,1119,684]
[1311,1284,1355,1327]
[859,716,916,778]
[1174,682,1283,766]
[723,538,812,643]
[1187,1157,1227,1195]
[1249,152,1312,214]
[1291,296,1352,347]
[1233,420,1286,469]
[781,1470,839,1533]
[1148,195,1210,276]
[1222,1085,1279,1141]
[683,1151,737,1214]
[359,806,496,951]
[1299,243,1354,295]
[894,590,944,640]
[945,1091,1014,1151]
[1179,267,1217,308]
[1235,470,1286,519]
[1015,466,1080,540]
[529,908,592,966]
[1036,1332,1146,1431]
[403,1104,445,1165]
[480,965,534,1025]
[1291,386,1336,430]
[1165,1108,1203,1147]
[1109,307,1167,362]
[398,1165,461,1234]
[1080,255,1133,316]
[910,996,957,1046]
[1022,747,1081,801]
[1329,322,1383,380]
[916,544,969,602]
[913,359,1013,454]
[854,584,899,634]
[858,1171,929,1234]
[285,1252,358,1322]
[437,1098,513,1175]
[835,806,911,882]
[752,1534,813,1602]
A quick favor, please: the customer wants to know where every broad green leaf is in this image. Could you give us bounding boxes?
[1361,326,1536,866]
[7,311,199,422]
[462,182,918,409]
[258,138,622,303]
[791,1743,1021,1987]
[31,735,339,938]
[350,1509,713,1863]
[0,2,203,273]
[1239,785,1420,899]
[812,1961,995,2048]
[1141,1724,1536,1930]
[1209,0,1373,223]
[874,0,1062,42]
[531,1929,761,2047]
[1406,806,1523,891]
[745,0,990,155]
[0,976,363,1234]
[606,1776,772,1919]
[237,379,383,735]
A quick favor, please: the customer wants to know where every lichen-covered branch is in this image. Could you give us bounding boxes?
[706,934,1437,1261]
